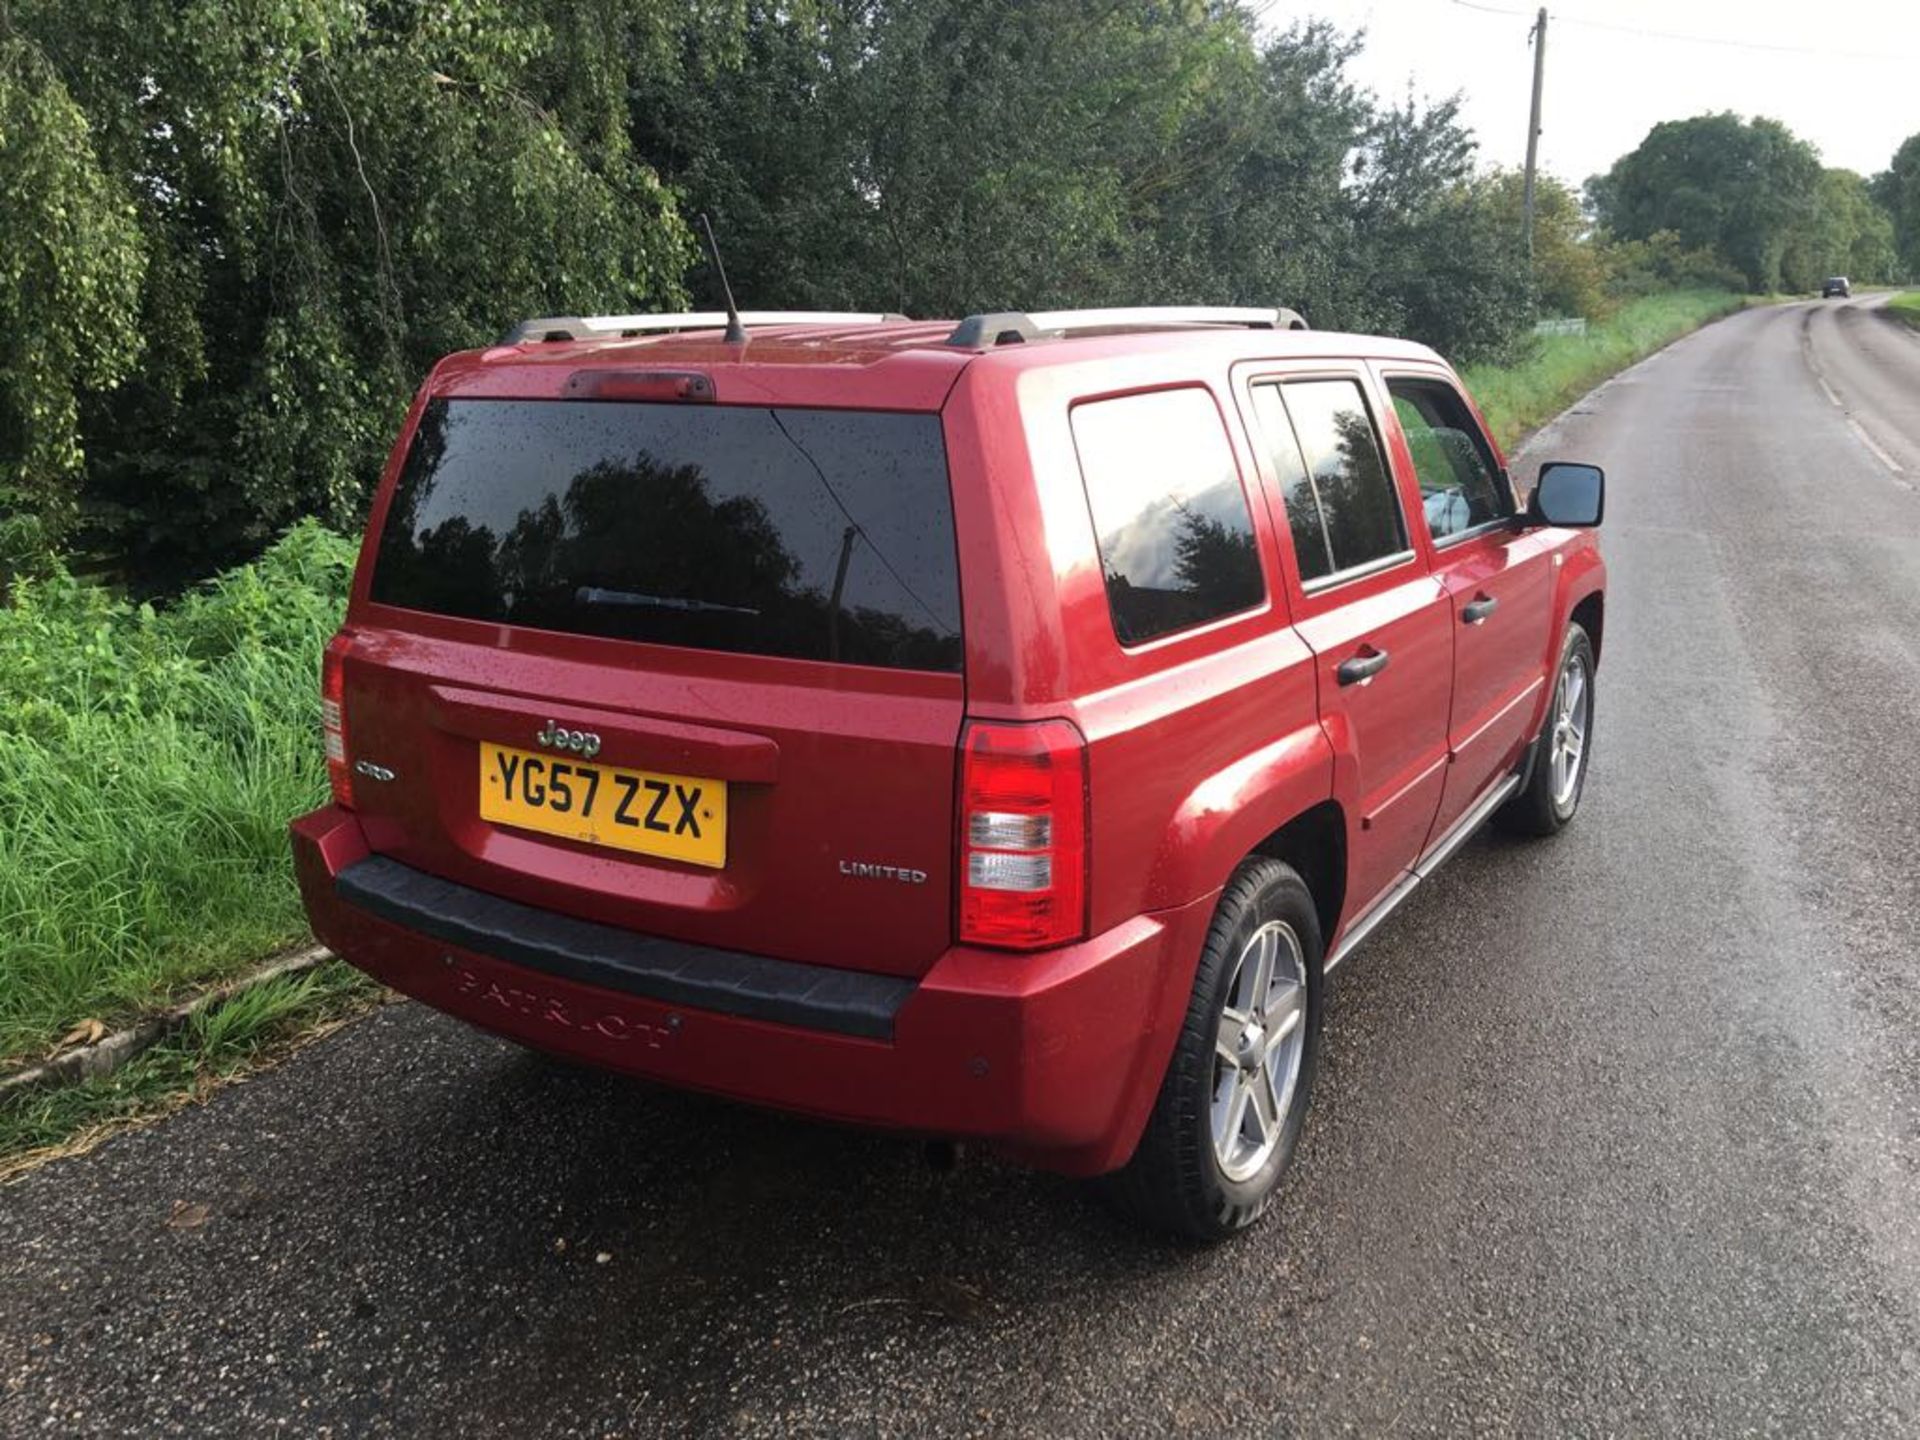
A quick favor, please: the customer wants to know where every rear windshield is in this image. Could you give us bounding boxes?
[371,398,963,672]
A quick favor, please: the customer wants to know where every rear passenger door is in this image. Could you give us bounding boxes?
[1240,371,1453,924]
[1378,370,1554,842]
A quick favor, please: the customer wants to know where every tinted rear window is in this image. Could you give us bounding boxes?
[371,399,963,672]
[1071,388,1265,644]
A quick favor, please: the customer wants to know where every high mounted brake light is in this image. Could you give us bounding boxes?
[321,631,355,809]
[561,369,715,403]
[958,719,1089,950]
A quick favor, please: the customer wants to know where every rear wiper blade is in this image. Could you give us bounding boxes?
[575,586,759,617]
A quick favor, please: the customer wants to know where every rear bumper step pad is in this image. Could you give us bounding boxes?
[334,857,913,1041]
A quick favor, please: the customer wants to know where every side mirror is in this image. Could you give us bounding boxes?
[1528,462,1605,527]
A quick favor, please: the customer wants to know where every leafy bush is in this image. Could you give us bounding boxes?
[7,1,717,589]
[0,522,353,1059]
[1874,133,1920,278]
[0,35,145,570]
[1599,231,1746,301]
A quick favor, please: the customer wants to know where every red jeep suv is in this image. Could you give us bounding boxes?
[292,306,1606,1239]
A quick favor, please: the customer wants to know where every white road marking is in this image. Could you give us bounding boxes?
[1845,417,1908,483]
[1799,302,1910,485]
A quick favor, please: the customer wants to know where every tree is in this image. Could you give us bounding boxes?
[1842,179,1898,282]
[1590,113,1821,292]
[1481,170,1608,319]
[4,0,1572,588]
[1781,169,1895,289]
[1876,133,1920,278]
[634,0,1278,316]
[0,32,145,575]
[10,0,731,587]
[1333,98,1531,359]
[637,7,1531,363]
[1129,22,1367,327]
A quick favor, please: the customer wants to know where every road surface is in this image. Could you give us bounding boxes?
[5,296,1920,1437]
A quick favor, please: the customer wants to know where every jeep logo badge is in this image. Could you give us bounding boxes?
[535,719,601,758]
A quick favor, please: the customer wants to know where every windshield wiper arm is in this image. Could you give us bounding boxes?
[575,586,759,617]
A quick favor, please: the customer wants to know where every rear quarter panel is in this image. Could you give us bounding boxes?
[944,352,1334,938]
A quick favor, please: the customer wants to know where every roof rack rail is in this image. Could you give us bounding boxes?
[945,305,1308,349]
[944,312,1044,348]
[501,311,902,345]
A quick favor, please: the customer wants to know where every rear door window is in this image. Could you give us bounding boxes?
[371,398,962,672]
[1070,387,1265,645]
[1387,378,1513,541]
[1251,378,1407,584]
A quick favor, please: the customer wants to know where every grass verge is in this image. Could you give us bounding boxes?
[1463,289,1744,450]
[1888,291,1920,328]
[0,521,354,1064]
[0,963,381,1178]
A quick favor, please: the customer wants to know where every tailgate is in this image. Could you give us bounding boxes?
[337,395,965,980]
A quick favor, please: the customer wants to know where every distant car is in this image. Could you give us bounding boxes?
[293,304,1609,1240]
[1822,277,1851,299]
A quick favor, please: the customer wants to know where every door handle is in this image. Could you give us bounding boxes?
[1336,648,1390,686]
[1462,594,1499,625]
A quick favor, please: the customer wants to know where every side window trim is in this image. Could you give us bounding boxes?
[1244,368,1420,596]
[1299,544,1419,596]
[1429,514,1516,551]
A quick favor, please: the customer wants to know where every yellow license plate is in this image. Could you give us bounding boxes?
[478,742,727,868]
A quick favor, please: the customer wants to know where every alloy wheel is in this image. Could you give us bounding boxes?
[1210,920,1308,1183]
[1550,650,1591,809]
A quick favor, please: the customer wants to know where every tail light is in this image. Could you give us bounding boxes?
[321,631,355,808]
[958,719,1088,950]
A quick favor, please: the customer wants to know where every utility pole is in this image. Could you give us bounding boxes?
[1522,6,1548,264]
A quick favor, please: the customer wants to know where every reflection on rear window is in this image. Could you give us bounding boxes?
[371,399,963,672]
[1071,387,1265,644]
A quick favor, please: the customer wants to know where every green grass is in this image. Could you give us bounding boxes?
[0,964,378,1174]
[0,522,355,1064]
[1888,291,1920,327]
[1463,289,1744,450]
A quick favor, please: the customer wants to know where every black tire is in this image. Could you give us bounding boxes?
[1105,857,1324,1242]
[1496,621,1596,837]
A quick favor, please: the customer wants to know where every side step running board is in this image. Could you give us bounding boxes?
[1323,771,1521,976]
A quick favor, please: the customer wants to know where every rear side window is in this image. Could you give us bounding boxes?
[1388,377,1513,541]
[1070,388,1265,645]
[1251,379,1406,584]
[371,399,962,672]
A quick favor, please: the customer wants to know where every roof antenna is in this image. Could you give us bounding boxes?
[699,213,747,344]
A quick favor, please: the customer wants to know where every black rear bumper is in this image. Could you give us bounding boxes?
[334,857,914,1041]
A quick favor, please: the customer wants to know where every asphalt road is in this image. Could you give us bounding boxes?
[5,297,1920,1438]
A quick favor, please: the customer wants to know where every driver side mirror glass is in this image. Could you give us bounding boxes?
[1529,462,1605,527]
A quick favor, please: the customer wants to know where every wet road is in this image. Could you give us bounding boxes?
[4,297,1920,1437]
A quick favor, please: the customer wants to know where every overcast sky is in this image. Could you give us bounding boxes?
[1281,0,1920,188]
